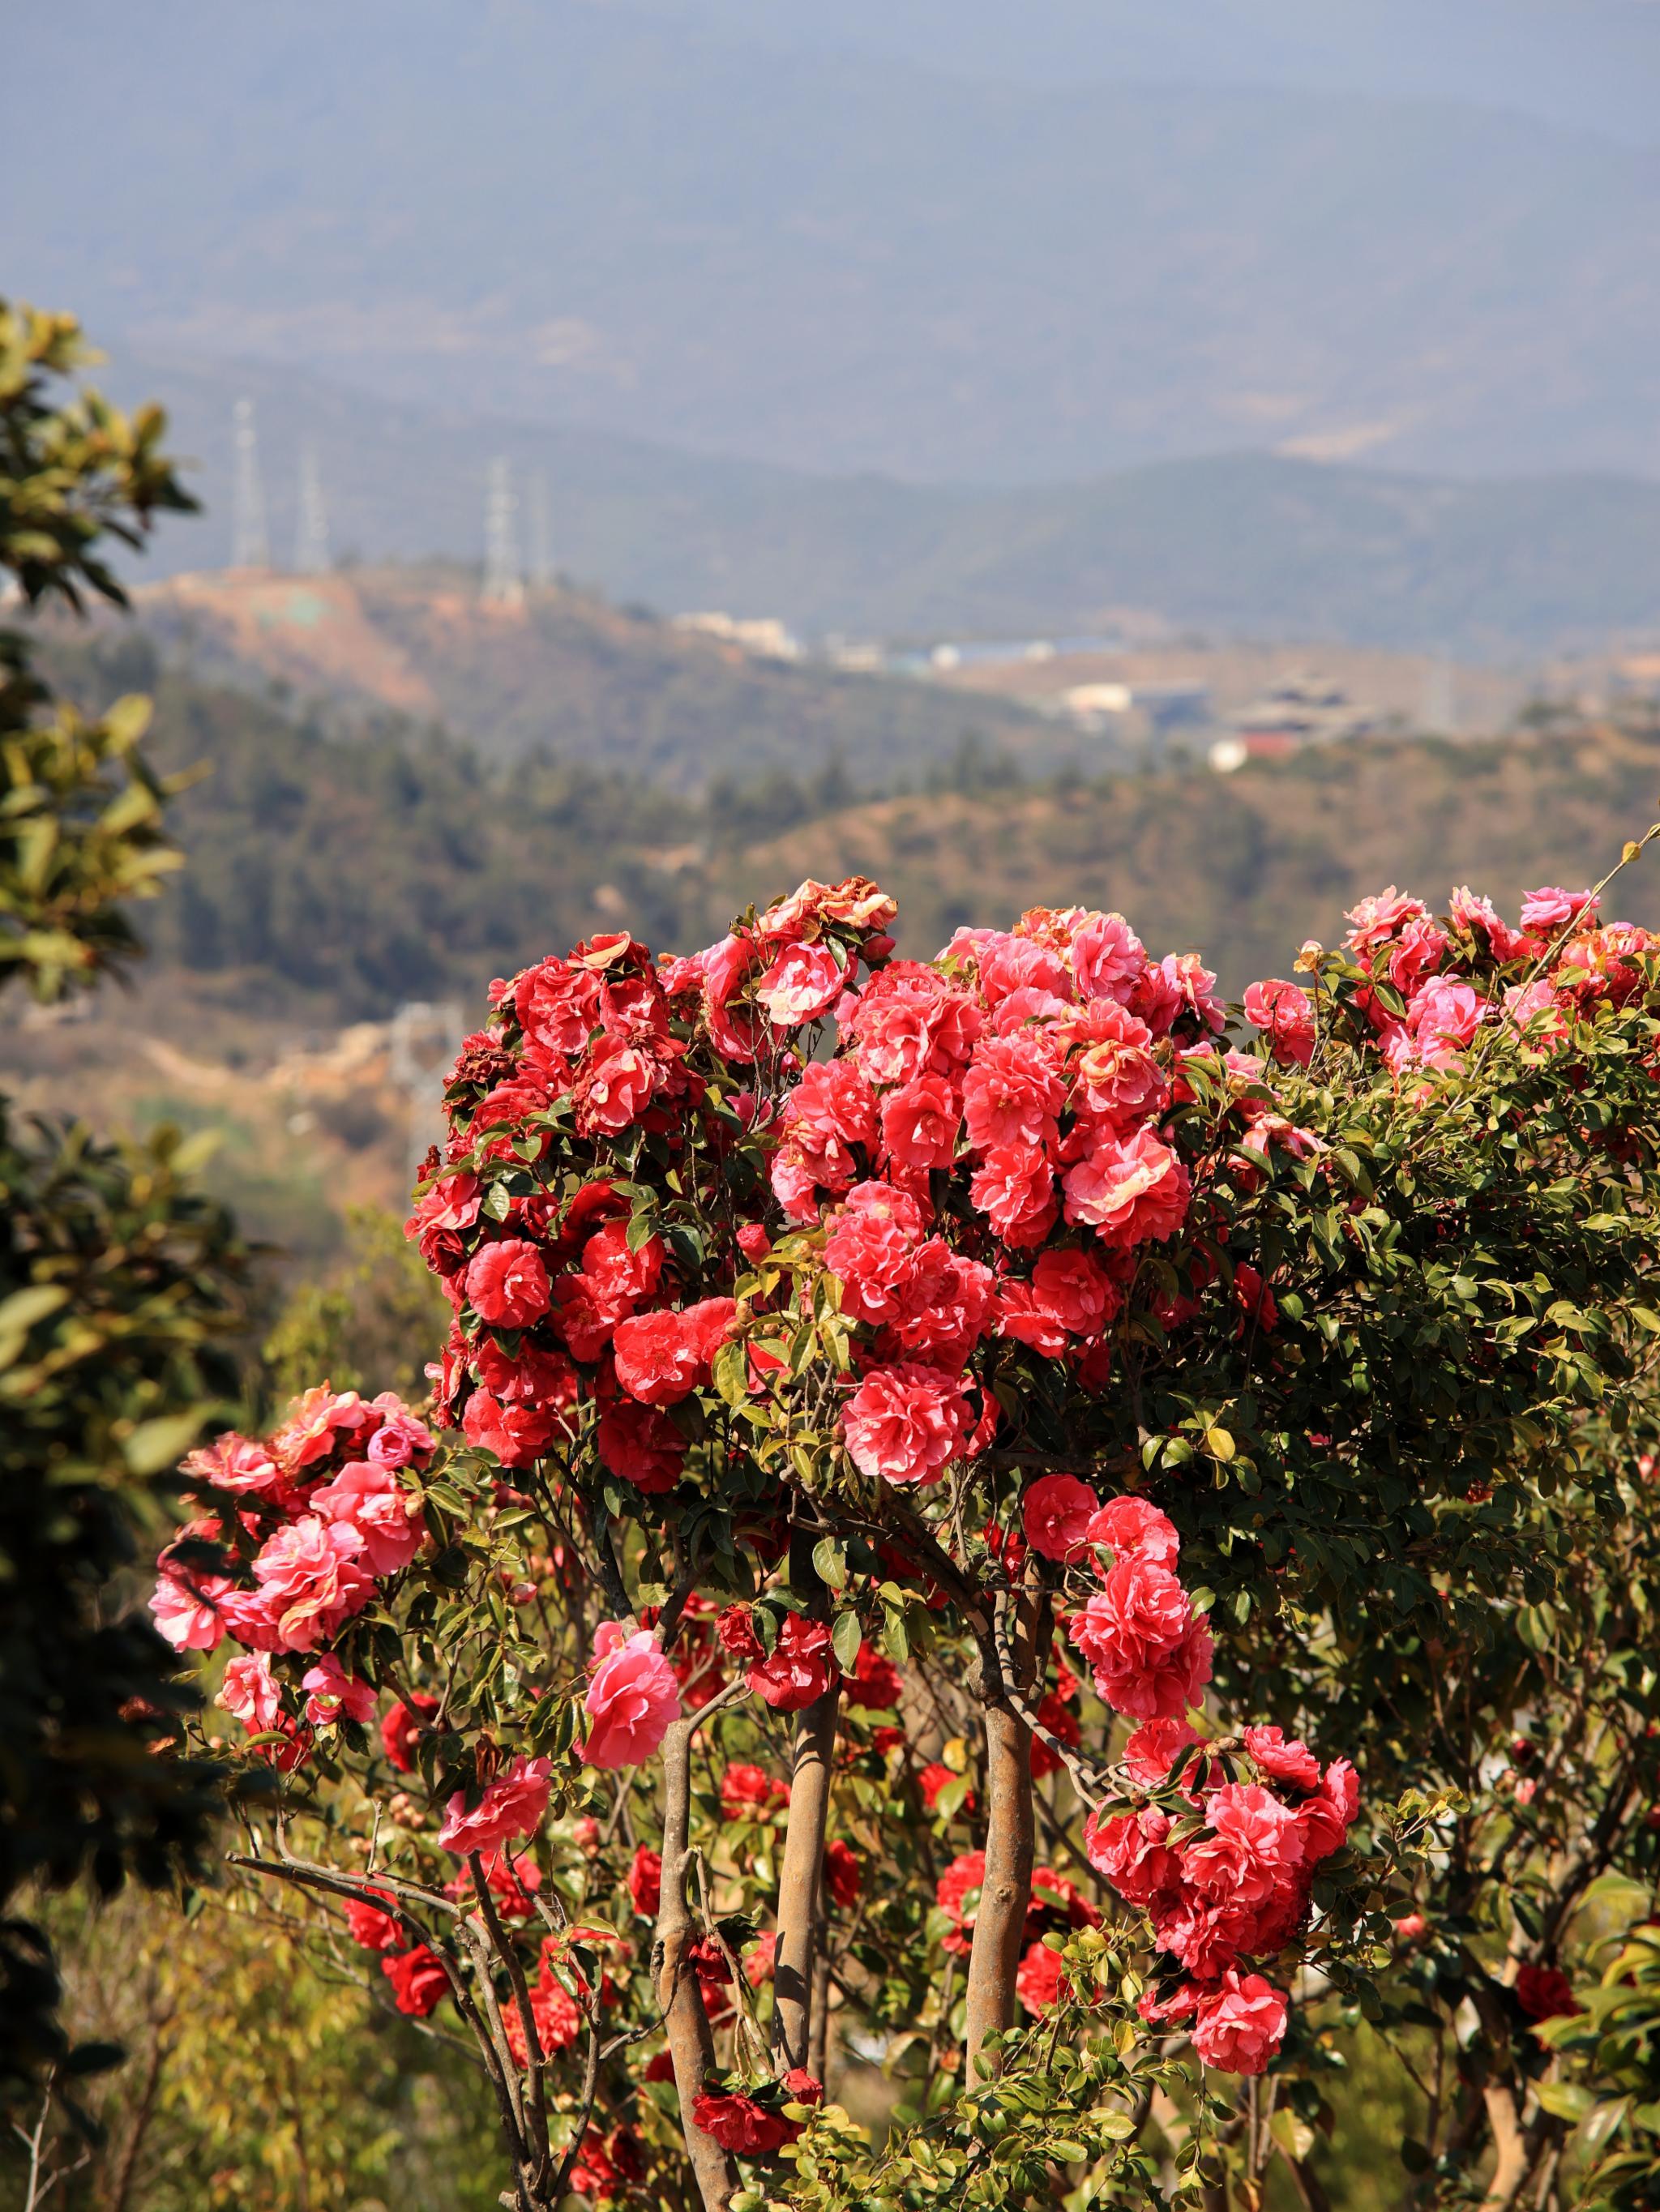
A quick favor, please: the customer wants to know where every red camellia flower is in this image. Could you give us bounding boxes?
[462,1388,567,1468]
[692,2073,822,2155]
[380,1692,439,1773]
[1022,1474,1100,1562]
[845,1641,904,1713]
[344,1885,402,1953]
[1514,1963,1581,2023]
[627,1845,662,1917]
[748,1615,837,1712]
[597,1399,686,1493]
[612,1298,738,1406]
[824,1838,862,1907]
[464,1239,552,1328]
[1016,1939,1066,2016]
[383,1944,449,2017]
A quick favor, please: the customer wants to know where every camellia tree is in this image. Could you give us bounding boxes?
[154,842,1660,2210]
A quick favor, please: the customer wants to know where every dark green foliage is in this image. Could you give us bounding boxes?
[0,1106,249,2088]
[0,302,250,2100]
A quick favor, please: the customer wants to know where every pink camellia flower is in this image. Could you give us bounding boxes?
[180,1431,286,1500]
[1070,910,1145,1003]
[841,1363,971,1486]
[968,1145,1059,1248]
[1448,885,1532,961]
[365,1395,435,1469]
[302,1654,377,1726]
[149,1566,232,1651]
[1069,1558,1212,1719]
[1022,1474,1100,1561]
[1242,978,1315,1068]
[755,941,845,1027]
[1393,1910,1427,1941]
[1183,1783,1306,1908]
[437,1754,554,1854]
[1404,977,1482,1067]
[219,1652,282,1731]
[248,1516,376,1652]
[1344,887,1427,956]
[1243,1725,1322,1791]
[747,1615,837,1712]
[612,1299,738,1406]
[584,1626,682,1769]
[1190,1970,1289,2074]
[1083,1805,1181,1906]
[961,1035,1065,1157]
[1063,1127,1191,1249]
[310,1461,424,1577]
[823,1180,926,1327]
[1299,1757,1360,1860]
[879,1073,960,1176]
[1085,1495,1179,1570]
[464,1239,552,1328]
[1015,1939,1066,2016]
[1520,885,1598,937]
[270,1383,374,1474]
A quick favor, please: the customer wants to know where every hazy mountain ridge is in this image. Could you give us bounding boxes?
[101,349,1660,657]
[9,0,1660,481]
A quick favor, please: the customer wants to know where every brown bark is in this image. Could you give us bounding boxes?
[963,1696,1035,2075]
[772,1672,840,2073]
[962,1577,1049,2076]
[654,1714,739,2212]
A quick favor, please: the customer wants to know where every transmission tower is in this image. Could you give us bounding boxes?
[481,456,524,607]
[293,441,331,575]
[527,468,553,589]
[230,397,270,570]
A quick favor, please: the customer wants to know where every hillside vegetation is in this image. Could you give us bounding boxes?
[122,569,1056,784]
[79,658,1660,1020]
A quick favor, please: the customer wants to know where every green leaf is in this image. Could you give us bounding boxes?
[1535,2082,1594,2124]
[813,1537,849,1590]
[831,1611,862,1673]
[122,1406,209,1475]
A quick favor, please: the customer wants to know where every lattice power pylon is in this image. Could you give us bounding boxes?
[293,441,331,575]
[230,397,270,570]
[527,467,553,590]
[481,455,524,607]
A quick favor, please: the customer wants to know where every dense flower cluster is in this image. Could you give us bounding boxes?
[150,1386,434,1766]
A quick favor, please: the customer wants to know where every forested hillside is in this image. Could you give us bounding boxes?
[79,658,1660,1020]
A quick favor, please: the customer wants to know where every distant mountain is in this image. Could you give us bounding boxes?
[101,350,1660,658]
[7,1,1660,482]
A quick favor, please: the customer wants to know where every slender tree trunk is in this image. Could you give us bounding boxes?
[807,1939,832,2088]
[963,1696,1035,2075]
[655,1715,738,2212]
[772,1675,839,2073]
[963,1575,1050,2076]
